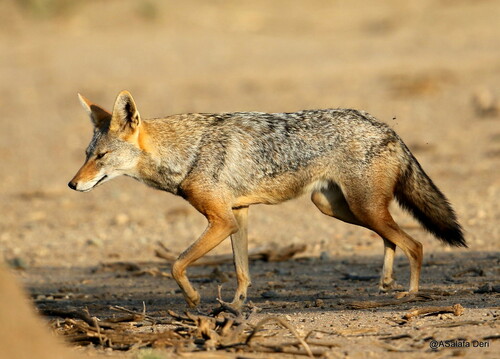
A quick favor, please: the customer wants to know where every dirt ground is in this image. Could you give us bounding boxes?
[0,0,499,358]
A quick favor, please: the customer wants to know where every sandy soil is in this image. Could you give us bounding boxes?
[0,0,499,358]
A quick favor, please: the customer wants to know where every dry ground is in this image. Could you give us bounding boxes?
[0,0,499,358]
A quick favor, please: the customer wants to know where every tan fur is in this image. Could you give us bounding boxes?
[172,181,239,307]
[70,159,99,186]
[137,124,153,153]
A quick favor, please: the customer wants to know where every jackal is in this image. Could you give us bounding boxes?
[69,90,466,308]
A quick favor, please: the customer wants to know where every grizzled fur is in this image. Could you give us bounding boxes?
[134,109,463,247]
[69,91,465,308]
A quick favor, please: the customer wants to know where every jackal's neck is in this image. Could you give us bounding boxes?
[133,157,185,195]
[132,117,204,196]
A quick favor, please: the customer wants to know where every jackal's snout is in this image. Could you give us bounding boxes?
[67,180,77,190]
[67,175,88,192]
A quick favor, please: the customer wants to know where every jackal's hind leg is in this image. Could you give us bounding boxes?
[347,202,423,295]
[313,186,388,289]
[229,207,251,309]
[379,238,397,292]
[311,184,363,226]
[378,221,421,294]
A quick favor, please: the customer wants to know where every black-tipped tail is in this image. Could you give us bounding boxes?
[395,149,466,247]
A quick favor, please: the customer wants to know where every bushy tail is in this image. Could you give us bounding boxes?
[394,146,466,247]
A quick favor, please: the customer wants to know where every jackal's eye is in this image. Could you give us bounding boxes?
[95,152,107,160]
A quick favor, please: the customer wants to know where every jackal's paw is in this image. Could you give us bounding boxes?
[378,279,400,293]
[185,292,201,308]
[213,298,243,316]
[394,291,408,299]
[394,290,418,300]
[229,293,247,311]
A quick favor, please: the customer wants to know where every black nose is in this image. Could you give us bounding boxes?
[68,181,77,190]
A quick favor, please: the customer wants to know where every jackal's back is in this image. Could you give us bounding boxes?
[172,109,400,190]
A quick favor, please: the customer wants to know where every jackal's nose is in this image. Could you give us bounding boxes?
[68,181,77,190]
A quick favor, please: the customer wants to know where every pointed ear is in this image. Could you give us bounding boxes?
[110,90,141,132]
[78,93,112,129]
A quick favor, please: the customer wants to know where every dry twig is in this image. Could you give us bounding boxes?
[403,303,464,320]
[245,316,314,358]
[346,293,435,309]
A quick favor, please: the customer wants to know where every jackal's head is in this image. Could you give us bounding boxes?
[68,91,143,192]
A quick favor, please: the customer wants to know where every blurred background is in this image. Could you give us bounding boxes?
[0,0,498,268]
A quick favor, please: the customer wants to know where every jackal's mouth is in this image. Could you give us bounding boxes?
[93,175,108,188]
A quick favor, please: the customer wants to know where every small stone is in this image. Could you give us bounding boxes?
[342,243,353,252]
[312,332,324,339]
[8,257,28,270]
[86,238,103,247]
[472,88,499,117]
[261,290,279,298]
[113,213,130,225]
[319,251,331,261]
[314,299,324,307]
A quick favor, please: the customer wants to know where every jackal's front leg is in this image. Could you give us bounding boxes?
[229,207,250,309]
[172,210,238,308]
